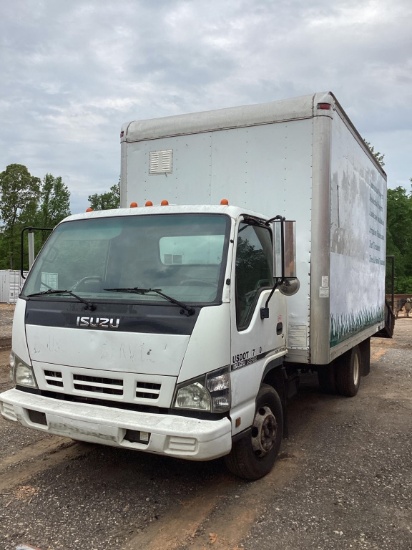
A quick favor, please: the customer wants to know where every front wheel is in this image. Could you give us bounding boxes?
[224,384,283,480]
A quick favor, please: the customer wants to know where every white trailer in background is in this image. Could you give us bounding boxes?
[0,270,27,304]
[1,92,389,479]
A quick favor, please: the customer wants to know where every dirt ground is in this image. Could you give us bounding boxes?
[0,303,14,349]
[0,317,411,550]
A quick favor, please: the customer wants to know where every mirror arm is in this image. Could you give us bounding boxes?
[260,277,283,319]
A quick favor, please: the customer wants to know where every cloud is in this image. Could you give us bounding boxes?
[1,0,411,213]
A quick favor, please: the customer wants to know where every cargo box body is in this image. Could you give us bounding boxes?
[120,92,387,365]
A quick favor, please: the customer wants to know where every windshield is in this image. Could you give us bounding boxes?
[23,213,230,305]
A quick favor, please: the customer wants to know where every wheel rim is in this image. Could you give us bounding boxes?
[251,405,277,457]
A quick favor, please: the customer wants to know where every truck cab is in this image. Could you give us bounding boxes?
[1,204,291,480]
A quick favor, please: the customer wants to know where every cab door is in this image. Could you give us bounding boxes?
[229,218,286,418]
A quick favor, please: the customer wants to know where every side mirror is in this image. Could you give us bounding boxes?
[273,219,297,277]
[261,217,300,320]
[278,277,300,296]
[273,218,299,295]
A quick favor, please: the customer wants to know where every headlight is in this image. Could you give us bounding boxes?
[173,367,230,413]
[12,354,38,388]
[174,380,212,411]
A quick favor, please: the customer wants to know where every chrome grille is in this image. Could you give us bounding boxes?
[38,365,169,404]
[44,370,63,387]
[136,381,161,400]
[73,374,123,396]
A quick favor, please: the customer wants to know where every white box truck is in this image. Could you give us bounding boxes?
[0,92,389,479]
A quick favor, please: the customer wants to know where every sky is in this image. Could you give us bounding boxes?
[1,0,411,215]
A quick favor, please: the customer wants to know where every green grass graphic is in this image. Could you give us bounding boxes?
[330,306,384,346]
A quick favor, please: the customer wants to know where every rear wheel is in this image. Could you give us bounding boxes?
[225,384,283,480]
[335,346,361,397]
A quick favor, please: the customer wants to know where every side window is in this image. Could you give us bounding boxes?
[235,223,273,330]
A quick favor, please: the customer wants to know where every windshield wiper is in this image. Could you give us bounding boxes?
[27,289,96,311]
[104,287,195,316]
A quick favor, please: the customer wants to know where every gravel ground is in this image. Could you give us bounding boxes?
[242,321,412,550]
[0,315,411,550]
[0,303,15,330]
[0,303,14,349]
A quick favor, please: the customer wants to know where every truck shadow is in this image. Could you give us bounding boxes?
[70,372,334,484]
[1,379,344,550]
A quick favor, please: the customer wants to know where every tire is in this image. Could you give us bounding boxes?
[335,346,361,397]
[317,364,336,394]
[224,384,283,480]
[360,338,371,377]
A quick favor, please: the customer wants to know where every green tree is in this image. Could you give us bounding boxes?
[88,183,120,210]
[0,166,72,270]
[34,173,71,248]
[386,185,412,293]
[0,164,41,269]
[38,173,71,228]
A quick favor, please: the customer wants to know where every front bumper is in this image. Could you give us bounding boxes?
[0,389,232,461]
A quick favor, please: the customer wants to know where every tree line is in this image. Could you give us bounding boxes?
[386,185,412,293]
[0,163,411,293]
[0,164,119,271]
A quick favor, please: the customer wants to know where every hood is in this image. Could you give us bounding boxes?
[26,325,190,376]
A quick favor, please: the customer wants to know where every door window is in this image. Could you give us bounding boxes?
[235,222,273,330]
